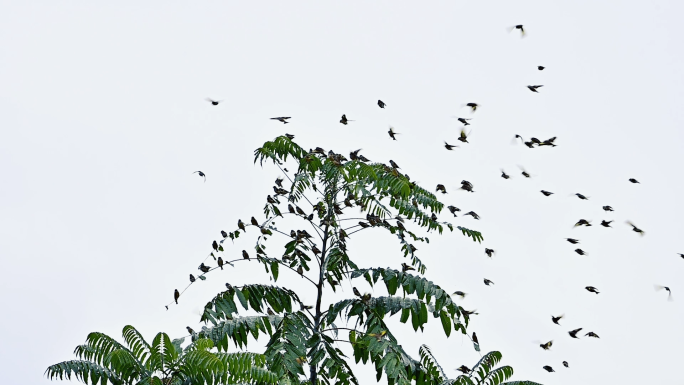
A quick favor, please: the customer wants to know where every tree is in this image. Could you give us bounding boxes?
[419,345,542,385]
[45,325,278,385]
[192,135,486,385]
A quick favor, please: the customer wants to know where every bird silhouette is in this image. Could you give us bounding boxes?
[456,365,471,374]
[501,170,510,179]
[436,184,448,194]
[601,220,613,228]
[563,361,569,368]
[174,289,179,304]
[457,117,471,125]
[447,206,460,216]
[574,219,592,227]
[464,211,480,220]
[543,366,554,373]
[187,326,195,335]
[513,25,525,36]
[483,278,494,286]
[538,66,545,70]
[212,240,219,252]
[568,328,582,338]
[189,274,195,283]
[566,238,580,244]
[193,171,206,182]
[199,263,210,273]
[575,249,587,256]
[472,332,479,345]
[552,315,564,325]
[540,340,553,350]
[221,230,228,238]
[378,100,386,108]
[389,160,400,169]
[452,291,467,298]
[655,285,673,301]
[585,286,599,294]
[388,127,398,140]
[629,178,640,184]
[217,257,224,270]
[205,98,222,105]
[627,221,645,235]
[339,114,353,125]
[445,141,458,150]
[270,117,291,124]
[575,193,589,200]
[466,103,479,112]
[401,263,415,272]
[242,250,249,260]
[541,190,554,196]
[238,220,246,231]
[585,332,600,338]
[527,85,543,92]
[484,248,495,258]
[603,206,614,211]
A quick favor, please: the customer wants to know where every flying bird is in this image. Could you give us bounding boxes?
[285,133,295,139]
[601,220,613,227]
[629,178,640,183]
[501,170,510,179]
[483,278,494,286]
[539,137,557,147]
[585,332,600,338]
[540,340,553,350]
[484,248,495,258]
[456,365,471,374]
[466,102,479,112]
[513,24,525,36]
[456,117,471,125]
[574,219,592,227]
[655,285,673,301]
[575,249,586,256]
[205,98,222,105]
[568,328,582,338]
[538,66,545,70]
[626,221,645,235]
[464,211,480,220]
[436,184,448,194]
[193,171,206,182]
[388,127,398,140]
[585,286,600,294]
[603,206,614,211]
[401,263,415,272]
[452,291,467,298]
[541,190,554,196]
[527,85,543,92]
[460,180,474,192]
[543,366,554,373]
[458,129,470,143]
[566,238,580,244]
[339,114,353,125]
[270,117,291,124]
[445,141,458,150]
[563,361,569,368]
[552,315,564,325]
[447,206,460,216]
[575,193,589,200]
[378,100,386,108]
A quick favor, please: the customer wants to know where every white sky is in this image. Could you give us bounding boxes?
[1,1,684,384]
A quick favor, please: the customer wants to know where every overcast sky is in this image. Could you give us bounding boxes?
[2,1,684,384]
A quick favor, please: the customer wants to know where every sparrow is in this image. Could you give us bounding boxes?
[389,160,400,169]
[601,220,613,227]
[568,328,582,338]
[585,286,599,294]
[242,250,249,260]
[541,190,554,196]
[221,230,228,238]
[538,66,545,70]
[540,340,553,350]
[484,248,495,258]
[603,206,614,211]
[472,332,479,345]
[543,366,554,373]
[436,184,448,194]
[575,249,586,256]
[300,303,313,310]
[575,193,589,200]
[270,117,291,124]
[189,274,196,283]
[563,361,569,368]
[629,178,640,183]
[552,315,564,325]
[445,141,458,150]
[452,291,467,298]
[275,177,284,187]
[388,127,398,140]
[288,204,296,214]
[187,326,195,335]
[285,133,295,139]
[212,240,219,251]
[205,98,221,105]
[199,263,210,273]
[460,180,474,192]
[340,114,353,125]
[367,330,387,341]
[466,103,478,111]
[464,211,480,220]
[456,365,471,374]
[225,283,233,291]
[585,332,600,338]
[527,85,543,92]
[238,220,246,231]
[457,117,471,125]
[193,171,206,182]
[297,266,304,275]
[401,263,415,272]
[458,129,469,143]
[483,278,494,286]
[574,219,592,227]
[174,289,180,304]
[353,287,362,297]
[217,257,224,270]
[501,170,510,179]
[378,100,386,108]
[251,217,259,226]
[566,238,579,244]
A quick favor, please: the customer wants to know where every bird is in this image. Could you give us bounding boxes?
[436,184,447,194]
[575,193,589,200]
[540,340,553,350]
[270,117,291,124]
[300,303,313,310]
[563,361,569,368]
[225,283,233,291]
[521,169,531,178]
[217,257,224,270]
[464,211,480,220]
[566,238,579,244]
[484,248,495,258]
[679,253,684,259]
[447,206,460,216]
[585,286,600,294]
[212,240,219,252]
[603,206,614,211]
[456,365,471,374]
[466,102,478,112]
[574,219,592,227]
[353,287,362,298]
[538,66,545,70]
[187,326,195,335]
[205,98,221,105]
[457,117,471,125]
[174,289,179,304]
[513,24,525,36]
[527,85,543,92]
[601,220,613,227]
[501,170,510,179]
[340,114,353,125]
[629,178,640,183]
[297,266,303,275]
[388,127,398,140]
[655,285,673,301]
[251,217,259,226]
[275,177,284,187]
[193,171,206,182]
[575,249,587,256]
[552,315,564,325]
[543,366,555,373]
[460,180,474,192]
[458,129,470,143]
[199,263,210,273]
[627,221,645,235]
[541,190,554,196]
[472,332,479,345]
[401,263,415,272]
[284,133,295,139]
[539,137,557,147]
[238,220,246,231]
[378,100,386,108]
[242,250,249,260]
[389,160,400,169]
[483,278,494,286]
[585,332,600,338]
[189,274,196,283]
[568,328,582,338]
[221,230,228,238]
[452,291,467,298]
[445,142,458,150]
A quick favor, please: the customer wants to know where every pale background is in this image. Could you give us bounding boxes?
[1,1,683,384]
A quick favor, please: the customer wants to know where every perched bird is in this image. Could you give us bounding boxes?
[527,85,543,92]
[464,211,480,220]
[270,117,291,124]
[483,278,494,286]
[436,184,448,194]
[378,100,386,108]
[388,127,398,140]
[538,66,545,70]
[340,114,353,125]
[389,160,400,169]
[199,263,210,273]
[217,257,224,270]
[552,315,564,325]
[242,250,249,260]
[601,220,613,227]
[238,220,246,231]
[189,274,196,283]
[212,240,219,252]
[566,238,579,244]
[603,206,614,211]
[627,221,645,235]
[367,330,387,341]
[174,289,180,304]
[225,283,233,291]
[655,285,673,301]
[205,98,221,105]
[585,286,600,294]
[353,287,362,297]
[472,332,479,345]
[501,170,510,179]
[575,193,589,200]
[358,221,370,228]
[297,266,303,275]
[221,230,228,238]
[575,249,586,256]
[456,365,471,374]
[458,129,470,143]
[563,361,569,368]
[445,141,458,150]
[447,206,460,216]
[568,328,582,338]
[452,291,467,298]
[457,117,471,125]
[251,217,259,226]
[466,102,479,112]
[193,171,206,182]
[300,303,313,311]
[484,248,495,258]
[543,366,555,373]
[431,213,438,222]
[540,340,553,350]
[541,190,554,196]
[401,263,415,272]
[574,219,592,227]
[629,178,640,184]
[288,204,296,214]
[585,332,600,338]
[285,133,295,139]
[187,327,195,335]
